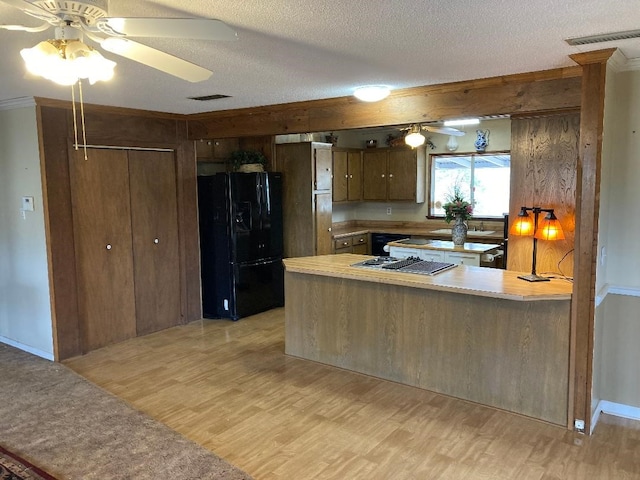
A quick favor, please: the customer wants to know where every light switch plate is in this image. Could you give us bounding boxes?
[21,196,35,211]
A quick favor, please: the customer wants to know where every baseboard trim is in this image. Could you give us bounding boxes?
[0,337,54,361]
[591,400,640,433]
[596,284,640,306]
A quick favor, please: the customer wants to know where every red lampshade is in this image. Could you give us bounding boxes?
[534,211,565,241]
[509,208,534,236]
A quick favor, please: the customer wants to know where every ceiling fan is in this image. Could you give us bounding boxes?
[399,123,465,148]
[0,0,238,83]
[401,124,466,137]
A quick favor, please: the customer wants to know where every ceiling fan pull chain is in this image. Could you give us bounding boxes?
[78,80,88,160]
[71,83,79,152]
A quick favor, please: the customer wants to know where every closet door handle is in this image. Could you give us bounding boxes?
[106,244,112,250]
[153,238,159,244]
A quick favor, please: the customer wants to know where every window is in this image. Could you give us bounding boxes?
[430,152,511,218]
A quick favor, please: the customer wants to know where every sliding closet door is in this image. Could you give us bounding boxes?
[69,148,137,352]
[128,150,181,335]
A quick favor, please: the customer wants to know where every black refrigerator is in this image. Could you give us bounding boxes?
[197,172,284,320]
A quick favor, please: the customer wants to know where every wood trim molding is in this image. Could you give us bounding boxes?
[569,48,617,66]
[571,60,608,433]
[34,97,186,121]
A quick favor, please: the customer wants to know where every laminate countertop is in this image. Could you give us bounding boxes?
[387,239,501,253]
[331,224,504,242]
[283,254,573,301]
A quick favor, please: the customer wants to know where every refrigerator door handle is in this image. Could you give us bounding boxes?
[263,174,272,215]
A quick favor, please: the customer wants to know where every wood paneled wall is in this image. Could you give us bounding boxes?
[36,100,201,360]
[508,112,580,276]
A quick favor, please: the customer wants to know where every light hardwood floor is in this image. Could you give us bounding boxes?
[64,308,640,480]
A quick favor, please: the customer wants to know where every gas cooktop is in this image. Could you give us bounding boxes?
[351,256,457,276]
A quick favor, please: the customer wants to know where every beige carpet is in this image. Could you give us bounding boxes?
[0,343,253,480]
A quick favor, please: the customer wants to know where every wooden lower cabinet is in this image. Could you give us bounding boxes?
[333,233,369,254]
[316,193,333,255]
[69,148,181,353]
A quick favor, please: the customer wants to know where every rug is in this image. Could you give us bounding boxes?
[0,343,253,480]
[0,445,57,480]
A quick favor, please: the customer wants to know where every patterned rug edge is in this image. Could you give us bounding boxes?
[0,445,58,480]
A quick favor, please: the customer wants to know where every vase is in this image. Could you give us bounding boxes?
[474,129,490,153]
[451,215,468,246]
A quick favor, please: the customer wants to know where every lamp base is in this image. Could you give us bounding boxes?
[518,273,550,282]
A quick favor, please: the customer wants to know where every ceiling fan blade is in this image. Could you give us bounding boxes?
[0,21,49,32]
[100,37,213,83]
[0,0,59,22]
[95,17,238,41]
[423,125,466,136]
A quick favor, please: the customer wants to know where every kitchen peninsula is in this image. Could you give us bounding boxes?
[283,254,573,426]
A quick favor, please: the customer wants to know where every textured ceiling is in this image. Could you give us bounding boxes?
[1,0,640,115]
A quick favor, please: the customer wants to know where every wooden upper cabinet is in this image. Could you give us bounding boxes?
[332,150,348,202]
[388,148,421,201]
[314,144,333,191]
[195,138,240,162]
[363,147,425,202]
[347,151,363,201]
[332,148,363,202]
[362,150,388,201]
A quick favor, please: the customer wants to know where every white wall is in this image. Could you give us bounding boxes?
[0,102,54,360]
[593,61,640,422]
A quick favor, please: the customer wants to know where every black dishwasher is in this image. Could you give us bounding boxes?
[371,233,408,256]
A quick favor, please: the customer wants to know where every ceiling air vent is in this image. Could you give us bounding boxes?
[188,94,231,101]
[565,29,640,46]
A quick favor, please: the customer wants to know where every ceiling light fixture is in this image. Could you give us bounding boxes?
[20,24,116,86]
[353,85,391,102]
[21,38,116,86]
[19,24,117,161]
[443,118,480,127]
[404,124,426,148]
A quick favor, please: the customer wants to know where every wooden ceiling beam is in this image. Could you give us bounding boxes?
[187,66,582,140]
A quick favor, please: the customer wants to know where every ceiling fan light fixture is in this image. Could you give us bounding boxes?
[21,38,116,86]
[353,85,391,102]
[405,125,426,148]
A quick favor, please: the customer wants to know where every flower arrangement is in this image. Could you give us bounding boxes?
[442,186,473,223]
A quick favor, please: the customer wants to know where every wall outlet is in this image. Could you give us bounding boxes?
[386,207,392,215]
[574,419,585,432]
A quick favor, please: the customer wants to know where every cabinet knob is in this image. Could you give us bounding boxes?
[381,174,385,178]
[106,244,112,250]
[344,174,349,178]
[154,238,159,244]
[328,227,332,232]
[326,168,331,172]
[389,174,393,178]
[349,174,353,178]
[343,241,349,246]
[359,238,364,242]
